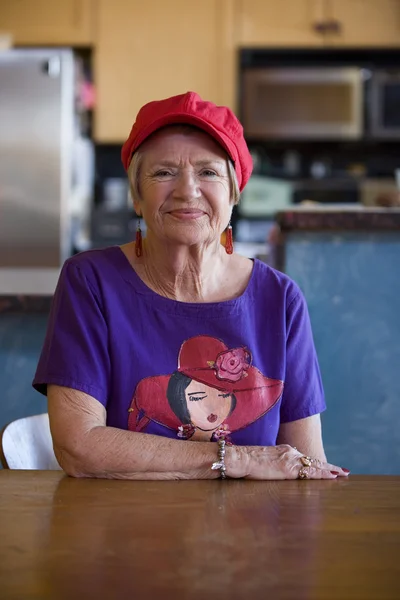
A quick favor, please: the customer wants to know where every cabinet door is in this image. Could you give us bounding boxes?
[236,0,326,46]
[94,0,235,142]
[0,0,94,45]
[325,0,400,47]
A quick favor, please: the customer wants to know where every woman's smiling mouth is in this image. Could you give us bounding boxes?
[168,209,205,220]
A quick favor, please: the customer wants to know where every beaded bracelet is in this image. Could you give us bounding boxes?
[211,439,227,479]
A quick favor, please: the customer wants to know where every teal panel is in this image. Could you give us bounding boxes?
[285,231,400,474]
[0,314,48,432]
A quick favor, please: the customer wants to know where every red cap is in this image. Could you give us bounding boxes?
[121,91,253,192]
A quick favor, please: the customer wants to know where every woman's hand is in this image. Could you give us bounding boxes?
[227,444,350,480]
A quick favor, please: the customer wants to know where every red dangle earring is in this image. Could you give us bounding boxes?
[225,221,233,255]
[135,217,143,257]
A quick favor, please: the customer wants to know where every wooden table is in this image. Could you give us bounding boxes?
[0,472,399,599]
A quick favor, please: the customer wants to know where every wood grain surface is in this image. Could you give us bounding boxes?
[0,471,399,599]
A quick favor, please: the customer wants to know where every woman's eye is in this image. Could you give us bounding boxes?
[219,393,231,399]
[154,170,173,177]
[201,169,217,177]
[189,395,206,402]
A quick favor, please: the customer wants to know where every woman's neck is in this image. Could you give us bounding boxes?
[137,235,231,302]
[120,234,252,303]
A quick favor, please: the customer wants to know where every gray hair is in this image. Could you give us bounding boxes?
[127,125,240,206]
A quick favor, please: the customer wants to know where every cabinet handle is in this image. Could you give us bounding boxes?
[313,21,329,34]
[326,19,342,34]
[313,20,342,35]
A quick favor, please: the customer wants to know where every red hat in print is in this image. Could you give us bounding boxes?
[128,336,284,434]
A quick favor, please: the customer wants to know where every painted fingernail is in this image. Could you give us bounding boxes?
[330,471,340,475]
[342,468,350,473]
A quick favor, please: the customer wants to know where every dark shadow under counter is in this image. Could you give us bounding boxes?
[0,295,53,314]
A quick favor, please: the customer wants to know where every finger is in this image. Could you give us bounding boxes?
[294,454,350,476]
[302,466,339,480]
[313,460,350,476]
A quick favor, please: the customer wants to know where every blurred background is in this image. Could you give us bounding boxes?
[0,0,399,473]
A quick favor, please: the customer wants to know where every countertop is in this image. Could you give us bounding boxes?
[276,205,400,231]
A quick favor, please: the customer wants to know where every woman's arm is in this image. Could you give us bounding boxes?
[48,385,229,480]
[276,414,327,462]
[48,386,347,480]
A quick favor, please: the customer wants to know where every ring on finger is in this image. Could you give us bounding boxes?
[300,455,314,467]
[298,466,310,479]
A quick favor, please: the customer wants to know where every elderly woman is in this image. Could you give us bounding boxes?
[33,91,349,481]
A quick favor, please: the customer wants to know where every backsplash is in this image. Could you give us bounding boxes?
[247,140,400,180]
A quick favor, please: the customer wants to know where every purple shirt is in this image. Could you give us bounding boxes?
[33,247,325,445]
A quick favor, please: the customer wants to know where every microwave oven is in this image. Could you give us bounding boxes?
[242,67,400,141]
[368,70,400,139]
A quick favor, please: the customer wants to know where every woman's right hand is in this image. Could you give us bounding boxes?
[227,444,349,480]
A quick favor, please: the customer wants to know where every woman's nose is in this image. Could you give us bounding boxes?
[172,171,201,201]
[202,397,219,414]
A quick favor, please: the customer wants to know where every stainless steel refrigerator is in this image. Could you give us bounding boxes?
[0,48,92,294]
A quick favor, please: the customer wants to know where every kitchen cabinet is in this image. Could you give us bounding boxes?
[0,0,94,46]
[236,0,400,47]
[235,0,327,47]
[94,0,235,143]
[324,0,400,47]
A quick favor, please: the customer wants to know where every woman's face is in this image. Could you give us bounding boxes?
[184,380,232,431]
[134,128,232,248]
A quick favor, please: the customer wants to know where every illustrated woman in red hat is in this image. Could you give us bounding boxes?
[34,91,350,482]
[128,336,284,443]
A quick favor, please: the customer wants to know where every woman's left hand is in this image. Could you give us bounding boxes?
[226,444,350,480]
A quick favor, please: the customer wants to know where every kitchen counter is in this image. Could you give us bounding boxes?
[271,206,400,475]
[276,205,400,231]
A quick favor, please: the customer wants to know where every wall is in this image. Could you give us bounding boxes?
[285,230,400,474]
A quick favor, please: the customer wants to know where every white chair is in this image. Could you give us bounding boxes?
[0,413,62,470]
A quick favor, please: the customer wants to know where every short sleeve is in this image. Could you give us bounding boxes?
[32,260,110,406]
[280,291,326,423]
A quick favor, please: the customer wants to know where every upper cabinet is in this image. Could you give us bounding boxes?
[4,0,399,142]
[94,0,235,143]
[324,0,400,47]
[235,0,327,47]
[236,0,400,47]
[0,0,94,45]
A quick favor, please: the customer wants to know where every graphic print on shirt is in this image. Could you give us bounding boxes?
[128,335,284,442]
